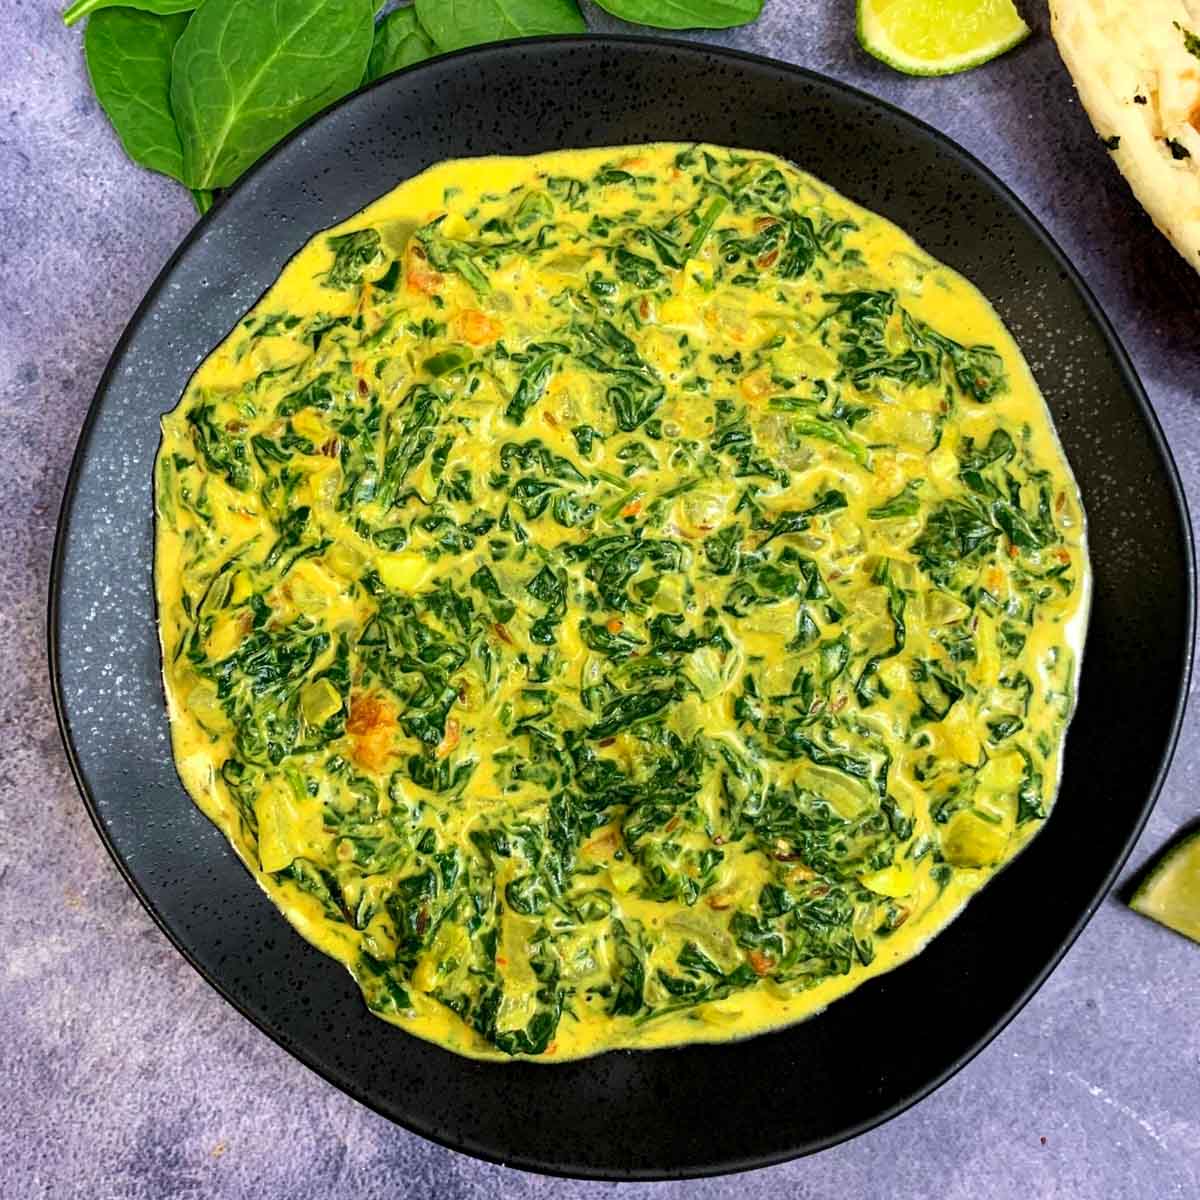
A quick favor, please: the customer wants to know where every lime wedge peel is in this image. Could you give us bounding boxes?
[1130,829,1200,944]
[857,0,1032,77]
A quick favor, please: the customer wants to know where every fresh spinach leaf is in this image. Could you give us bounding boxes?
[171,0,375,190]
[592,0,762,28]
[415,0,585,53]
[83,8,190,182]
[63,0,196,28]
[366,5,435,82]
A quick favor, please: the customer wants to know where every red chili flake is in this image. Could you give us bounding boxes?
[712,835,725,846]
[831,694,847,712]
[757,249,779,269]
[320,438,340,458]
[416,906,428,935]
[226,420,247,433]
[492,622,513,644]
[358,378,369,396]
[599,737,616,748]
[748,950,774,976]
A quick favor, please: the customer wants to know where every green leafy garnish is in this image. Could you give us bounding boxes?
[592,0,762,30]
[366,5,436,82]
[170,0,375,191]
[414,0,585,52]
[83,7,209,207]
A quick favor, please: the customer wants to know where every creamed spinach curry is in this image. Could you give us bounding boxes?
[155,144,1089,1060]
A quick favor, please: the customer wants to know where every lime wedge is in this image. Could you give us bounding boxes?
[1130,830,1200,944]
[857,0,1031,76]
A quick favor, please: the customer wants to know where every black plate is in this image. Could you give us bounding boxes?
[50,37,1194,1180]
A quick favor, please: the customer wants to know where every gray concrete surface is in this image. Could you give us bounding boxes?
[2,1,1198,1196]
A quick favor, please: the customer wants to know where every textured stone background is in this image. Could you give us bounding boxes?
[2,1,1198,1196]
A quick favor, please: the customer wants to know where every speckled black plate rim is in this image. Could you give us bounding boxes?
[48,35,1196,1181]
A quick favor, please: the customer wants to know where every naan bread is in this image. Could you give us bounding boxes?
[1051,0,1200,269]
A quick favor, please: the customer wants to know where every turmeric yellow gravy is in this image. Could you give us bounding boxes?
[155,144,1089,1061]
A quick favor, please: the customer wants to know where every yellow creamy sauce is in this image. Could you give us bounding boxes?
[155,144,1089,1061]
